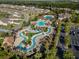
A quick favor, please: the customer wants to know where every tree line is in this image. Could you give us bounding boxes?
[0,0,79,10]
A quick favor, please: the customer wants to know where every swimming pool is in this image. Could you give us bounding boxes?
[44,15,54,20]
[36,20,46,27]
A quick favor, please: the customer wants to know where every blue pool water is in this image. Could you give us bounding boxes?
[36,20,46,27]
[44,15,54,20]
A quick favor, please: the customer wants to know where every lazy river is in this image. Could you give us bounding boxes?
[16,26,52,52]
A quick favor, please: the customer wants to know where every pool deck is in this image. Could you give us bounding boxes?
[13,15,54,52]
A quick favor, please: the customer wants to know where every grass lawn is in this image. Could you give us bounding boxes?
[0,37,4,45]
[22,32,36,45]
